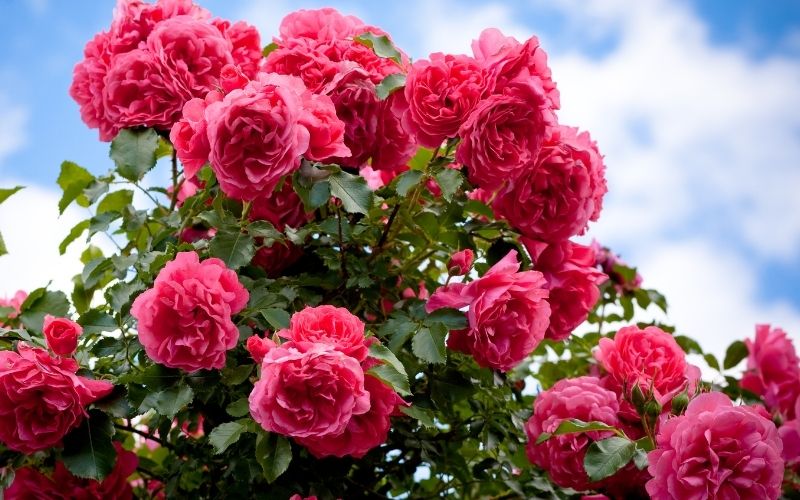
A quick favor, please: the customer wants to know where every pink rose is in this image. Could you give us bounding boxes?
[493,125,607,242]
[741,324,800,420]
[524,376,620,491]
[427,250,550,372]
[0,344,113,453]
[403,53,491,148]
[170,96,213,178]
[296,373,406,458]
[210,19,262,79]
[526,239,607,341]
[248,342,370,438]
[131,251,249,372]
[204,73,347,200]
[457,78,554,191]
[6,442,137,500]
[471,28,559,109]
[372,91,417,173]
[280,305,368,362]
[108,0,211,56]
[265,38,346,94]
[595,325,700,417]
[43,315,82,357]
[647,392,784,499]
[70,32,117,141]
[246,334,276,364]
[781,411,800,468]
[278,8,365,41]
[0,290,27,327]
[448,249,474,275]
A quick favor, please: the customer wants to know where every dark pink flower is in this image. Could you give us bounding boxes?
[448,249,474,276]
[280,305,368,362]
[246,334,277,364]
[43,315,82,357]
[741,324,800,420]
[647,392,784,499]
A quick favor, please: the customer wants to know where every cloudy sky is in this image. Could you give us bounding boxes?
[0,0,798,357]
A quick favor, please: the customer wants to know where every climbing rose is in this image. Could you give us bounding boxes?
[427,250,550,371]
[43,315,82,356]
[280,305,369,362]
[131,251,248,372]
[0,344,113,453]
[646,392,784,500]
[448,248,474,276]
[741,324,800,420]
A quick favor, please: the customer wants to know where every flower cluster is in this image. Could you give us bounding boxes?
[248,305,406,458]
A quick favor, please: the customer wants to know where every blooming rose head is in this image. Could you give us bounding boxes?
[457,78,554,191]
[427,250,550,371]
[43,315,83,357]
[448,248,474,276]
[471,28,559,108]
[210,19,262,78]
[278,7,366,41]
[70,31,116,141]
[296,373,406,458]
[170,95,217,178]
[525,376,620,491]
[780,397,800,468]
[403,53,490,148]
[595,325,700,417]
[281,305,368,362]
[131,251,249,372]
[0,344,113,453]
[246,334,277,364]
[526,239,607,341]
[741,324,800,420]
[493,125,607,242]
[249,342,370,438]
[647,392,784,499]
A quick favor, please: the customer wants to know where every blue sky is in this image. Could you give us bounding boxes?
[0,0,799,355]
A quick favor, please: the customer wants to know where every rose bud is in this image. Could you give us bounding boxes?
[246,334,277,364]
[42,315,82,356]
[448,249,474,276]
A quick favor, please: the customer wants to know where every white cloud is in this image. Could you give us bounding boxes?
[0,99,27,169]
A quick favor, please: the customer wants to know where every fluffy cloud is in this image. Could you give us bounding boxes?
[0,99,27,169]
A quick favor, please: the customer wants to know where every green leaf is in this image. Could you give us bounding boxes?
[110,128,159,181]
[584,437,636,482]
[97,190,133,214]
[208,421,246,454]
[221,364,253,386]
[674,335,703,355]
[0,186,23,205]
[353,32,403,64]
[400,405,435,428]
[256,432,292,483]
[0,231,6,257]
[61,410,117,481]
[368,360,411,396]
[59,220,90,255]
[435,169,462,202]
[78,309,117,334]
[261,308,290,330]
[376,73,406,100]
[248,220,282,240]
[19,289,70,331]
[633,448,649,470]
[412,324,447,364]
[209,227,255,270]
[57,161,94,214]
[262,42,279,57]
[723,340,748,370]
[226,398,251,418]
[308,179,331,208]
[106,280,145,315]
[395,170,423,197]
[704,353,721,371]
[426,307,467,330]
[140,384,194,419]
[328,170,373,214]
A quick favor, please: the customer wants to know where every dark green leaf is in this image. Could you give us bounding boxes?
[376,73,406,99]
[209,227,255,270]
[61,410,116,480]
[328,170,373,214]
[221,364,253,386]
[57,161,94,214]
[704,353,720,371]
[19,290,70,331]
[106,280,144,315]
[60,220,90,255]
[262,42,278,57]
[308,180,331,209]
[78,309,117,334]
[674,335,703,355]
[0,186,24,205]
[435,169,462,202]
[400,405,435,428]
[723,340,748,370]
[261,308,290,330]
[426,307,467,330]
[256,432,292,483]
[395,170,423,197]
[353,32,403,64]
[97,190,133,214]
[110,128,159,181]
[583,437,636,482]
[412,324,447,364]
[140,384,194,418]
[369,363,411,397]
[0,231,6,257]
[208,421,246,454]
[226,398,251,418]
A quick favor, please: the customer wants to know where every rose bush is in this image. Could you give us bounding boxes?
[0,0,797,498]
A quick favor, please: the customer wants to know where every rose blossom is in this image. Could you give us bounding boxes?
[6,442,138,500]
[278,7,365,41]
[131,251,249,372]
[246,334,277,364]
[403,53,491,148]
[43,314,83,356]
[647,392,784,499]
[780,396,800,468]
[296,373,406,458]
[525,239,607,341]
[448,248,474,276]
[595,325,700,416]
[280,305,369,362]
[210,19,262,79]
[249,342,370,438]
[525,376,620,491]
[0,344,113,453]
[471,28,559,109]
[170,94,218,179]
[741,324,800,420]
[457,78,554,191]
[427,250,550,371]
[204,73,348,200]
[493,125,607,242]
